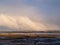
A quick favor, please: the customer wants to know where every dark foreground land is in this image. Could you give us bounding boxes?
[0,32,60,45]
[0,37,60,45]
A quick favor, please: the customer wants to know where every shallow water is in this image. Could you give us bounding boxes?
[0,37,60,45]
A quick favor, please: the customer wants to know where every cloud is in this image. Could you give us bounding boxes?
[0,14,46,31]
[0,14,60,31]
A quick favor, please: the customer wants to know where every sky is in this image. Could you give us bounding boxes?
[0,0,60,31]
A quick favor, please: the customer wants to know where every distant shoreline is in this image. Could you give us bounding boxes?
[0,31,60,38]
[0,33,60,38]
